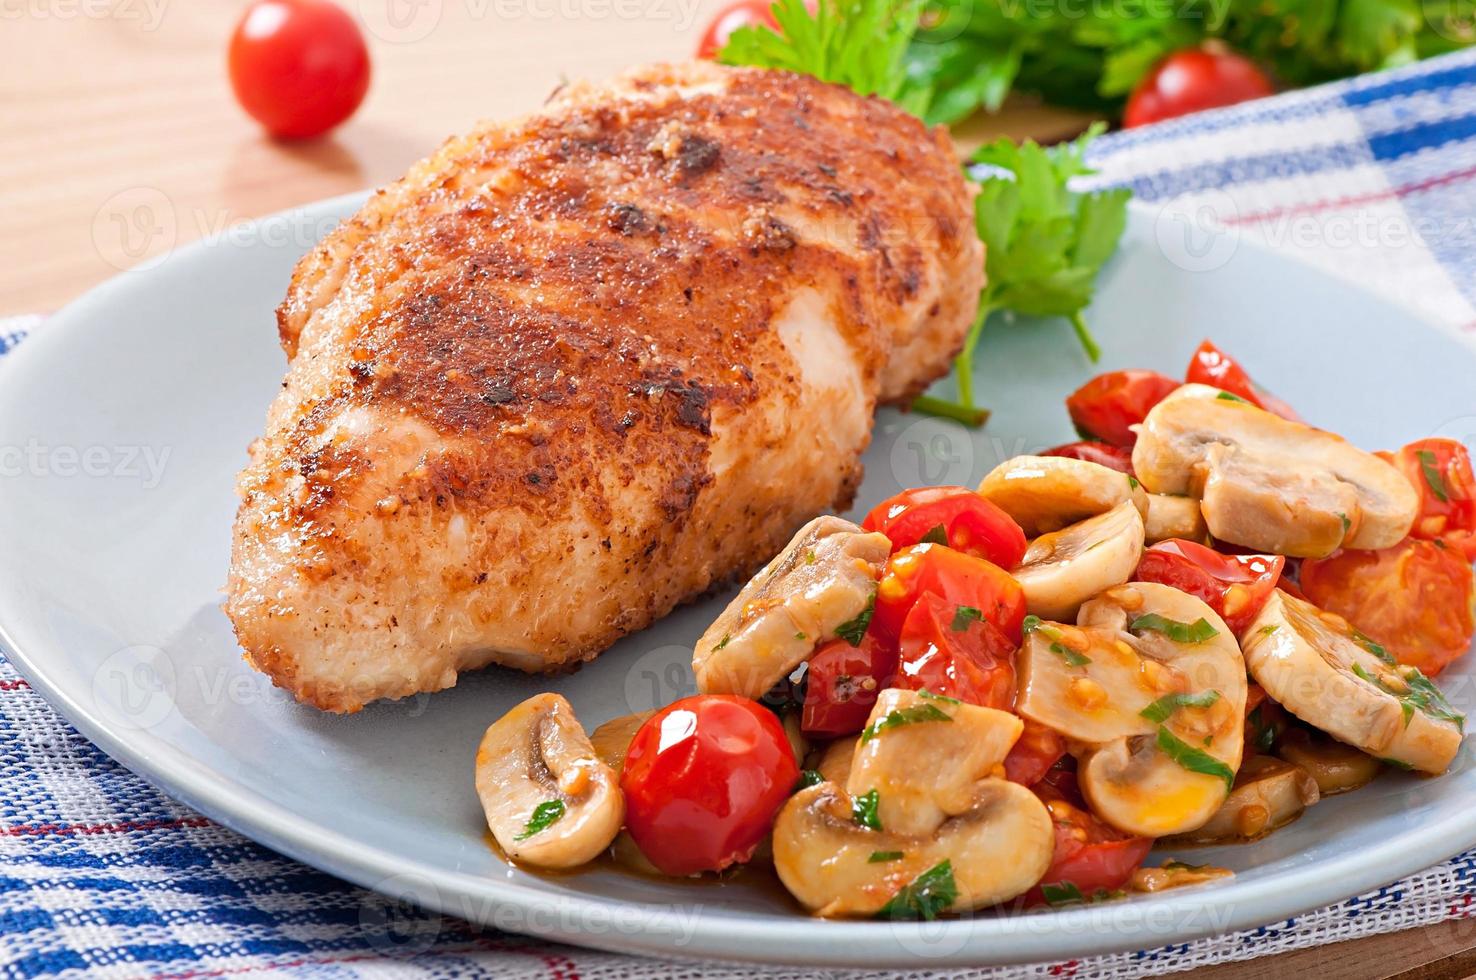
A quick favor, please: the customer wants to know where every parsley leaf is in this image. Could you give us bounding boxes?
[793,769,825,792]
[1418,449,1450,502]
[852,788,882,830]
[514,800,566,841]
[1023,614,1092,665]
[835,591,876,646]
[1216,391,1250,403]
[876,860,958,920]
[861,703,954,742]
[1156,728,1235,789]
[1040,881,1085,906]
[1130,613,1220,644]
[920,523,950,546]
[951,604,983,631]
[1140,689,1222,724]
[869,850,905,863]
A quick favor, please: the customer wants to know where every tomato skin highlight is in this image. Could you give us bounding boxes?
[861,486,1027,569]
[228,0,370,139]
[1123,46,1275,128]
[1384,439,1476,560]
[800,635,897,738]
[894,592,1016,709]
[871,544,1027,651]
[1184,339,1299,421]
[1040,440,1135,474]
[1134,538,1285,636]
[1065,370,1181,448]
[1301,538,1476,677]
[695,0,779,58]
[621,695,799,876]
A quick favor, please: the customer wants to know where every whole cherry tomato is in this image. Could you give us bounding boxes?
[871,544,1027,650]
[1065,370,1181,448]
[894,592,1015,709]
[1040,440,1135,474]
[1301,538,1476,677]
[1185,339,1299,421]
[695,0,778,59]
[800,635,897,738]
[1382,439,1476,560]
[1022,790,1153,906]
[1123,46,1275,129]
[621,695,798,876]
[228,0,370,139]
[1134,539,1285,636]
[861,486,1027,569]
[1003,719,1068,786]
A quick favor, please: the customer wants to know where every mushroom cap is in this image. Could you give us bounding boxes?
[772,779,1053,917]
[474,693,624,869]
[847,689,1023,837]
[1275,726,1382,797]
[1017,583,1246,837]
[1166,755,1319,845]
[1132,384,1417,557]
[1241,590,1463,774]
[1014,500,1145,621]
[694,515,889,698]
[978,455,1148,537]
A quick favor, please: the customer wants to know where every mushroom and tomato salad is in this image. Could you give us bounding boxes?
[473,340,1473,920]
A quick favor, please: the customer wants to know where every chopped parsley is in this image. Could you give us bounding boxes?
[1216,391,1250,404]
[1258,625,1279,638]
[920,524,949,546]
[804,550,817,565]
[918,689,961,705]
[1040,881,1084,906]
[876,860,957,921]
[1418,449,1450,502]
[1127,475,1141,490]
[1379,756,1415,771]
[1338,512,1352,534]
[951,605,983,631]
[1024,615,1091,666]
[868,850,905,863]
[1156,728,1235,789]
[793,769,824,792]
[1140,690,1222,725]
[1130,613,1220,644]
[1247,705,1277,752]
[513,800,566,841]
[713,634,731,652]
[794,631,808,641]
[860,703,953,743]
[852,789,882,830]
[1351,662,1465,732]
[835,592,876,647]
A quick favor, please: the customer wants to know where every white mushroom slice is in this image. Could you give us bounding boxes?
[978,455,1148,536]
[847,689,1023,837]
[475,693,624,870]
[589,711,652,773]
[1144,494,1208,544]
[694,516,890,698]
[772,780,1052,917]
[1275,726,1382,796]
[1241,590,1464,774]
[1014,501,1145,621]
[1016,583,1247,837]
[814,734,859,786]
[1132,384,1417,557]
[1166,755,1319,845]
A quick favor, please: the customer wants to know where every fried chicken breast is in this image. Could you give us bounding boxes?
[226,61,983,712]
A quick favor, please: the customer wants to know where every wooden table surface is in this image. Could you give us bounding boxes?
[2,4,1472,977]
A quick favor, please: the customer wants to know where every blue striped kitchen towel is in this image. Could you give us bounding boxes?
[5,48,1476,980]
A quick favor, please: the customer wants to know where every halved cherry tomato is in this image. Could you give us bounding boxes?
[1040,440,1135,474]
[228,0,370,140]
[1185,339,1299,421]
[1022,792,1153,906]
[894,592,1015,709]
[695,0,778,58]
[800,635,897,738]
[871,544,1027,650]
[1123,46,1275,129]
[1003,720,1068,786]
[1134,538,1285,635]
[861,486,1027,569]
[1301,538,1476,677]
[1065,370,1181,448]
[622,695,798,876]
[1382,439,1476,560]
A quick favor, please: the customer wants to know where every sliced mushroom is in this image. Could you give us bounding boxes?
[772,780,1052,917]
[1275,726,1382,796]
[978,455,1148,537]
[1240,590,1463,774]
[846,689,1022,837]
[475,693,624,869]
[1016,582,1247,837]
[1129,861,1234,893]
[1014,500,1145,621]
[1165,755,1319,845]
[589,711,652,772]
[813,734,859,786]
[694,516,890,698]
[1132,384,1417,557]
[1144,494,1208,544]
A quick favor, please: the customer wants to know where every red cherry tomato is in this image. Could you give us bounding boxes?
[861,486,1027,569]
[871,544,1027,650]
[621,695,798,876]
[1003,720,1068,786]
[1022,792,1153,906]
[1134,539,1285,636]
[1382,439,1476,560]
[1040,440,1135,475]
[800,635,897,738]
[695,0,778,59]
[1184,339,1299,421]
[228,0,370,140]
[1301,538,1476,677]
[894,592,1016,709]
[1065,370,1181,448]
[1123,46,1275,128]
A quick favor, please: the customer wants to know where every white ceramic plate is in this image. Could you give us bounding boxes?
[2,194,1474,968]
